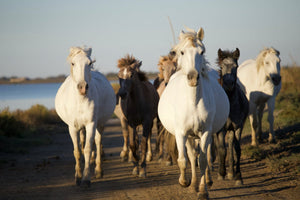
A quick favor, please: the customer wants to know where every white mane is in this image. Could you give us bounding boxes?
[256,47,280,72]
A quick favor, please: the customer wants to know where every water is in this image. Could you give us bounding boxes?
[0,79,154,111]
[0,83,61,111]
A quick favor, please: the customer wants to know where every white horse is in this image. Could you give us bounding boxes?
[158,28,229,199]
[237,47,281,146]
[55,46,116,187]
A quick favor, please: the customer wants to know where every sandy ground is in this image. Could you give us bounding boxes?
[0,118,299,200]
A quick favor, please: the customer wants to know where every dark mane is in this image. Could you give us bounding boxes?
[137,71,148,82]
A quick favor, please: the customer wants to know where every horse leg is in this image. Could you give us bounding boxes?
[156,122,165,162]
[227,130,235,180]
[206,138,213,188]
[69,126,82,186]
[234,128,243,185]
[186,137,197,192]
[257,104,265,143]
[80,129,85,156]
[146,129,152,162]
[129,126,139,176]
[267,97,276,143]
[249,103,258,146]
[175,131,189,187]
[140,121,153,177]
[81,122,96,187]
[216,130,226,180]
[120,117,130,162]
[167,132,177,166]
[95,125,104,179]
[198,131,210,200]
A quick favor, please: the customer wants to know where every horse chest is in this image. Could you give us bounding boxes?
[121,99,143,126]
[71,99,95,128]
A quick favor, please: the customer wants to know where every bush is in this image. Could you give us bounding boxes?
[0,105,60,137]
[0,109,24,137]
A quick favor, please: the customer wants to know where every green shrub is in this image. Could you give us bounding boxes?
[0,109,24,137]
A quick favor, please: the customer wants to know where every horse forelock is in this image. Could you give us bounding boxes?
[67,46,92,63]
[118,54,142,70]
[256,47,280,72]
[173,31,204,53]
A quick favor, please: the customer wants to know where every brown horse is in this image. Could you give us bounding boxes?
[153,53,178,165]
[117,55,159,177]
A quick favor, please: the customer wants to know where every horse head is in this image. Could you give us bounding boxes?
[158,54,177,85]
[117,55,145,99]
[257,48,281,86]
[67,46,95,96]
[173,27,207,87]
[217,48,240,92]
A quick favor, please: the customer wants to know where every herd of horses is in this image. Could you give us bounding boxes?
[55,27,282,199]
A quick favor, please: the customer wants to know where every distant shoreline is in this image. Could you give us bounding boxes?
[0,72,158,85]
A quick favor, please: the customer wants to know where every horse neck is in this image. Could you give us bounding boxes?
[128,79,144,102]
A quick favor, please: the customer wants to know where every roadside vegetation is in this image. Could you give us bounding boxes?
[0,105,63,153]
[241,66,300,174]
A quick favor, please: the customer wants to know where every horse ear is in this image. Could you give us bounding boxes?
[85,47,92,57]
[218,48,224,60]
[197,28,204,41]
[233,48,240,60]
[137,61,142,69]
[179,30,185,40]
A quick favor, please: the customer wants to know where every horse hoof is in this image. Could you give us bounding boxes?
[217,174,225,181]
[206,181,213,189]
[165,161,172,166]
[146,156,152,162]
[95,170,103,179]
[251,140,258,146]
[179,179,191,188]
[139,171,146,178]
[227,173,234,180]
[120,151,128,162]
[80,180,91,188]
[75,178,81,186]
[132,168,139,176]
[268,137,276,144]
[235,180,243,186]
[197,192,209,200]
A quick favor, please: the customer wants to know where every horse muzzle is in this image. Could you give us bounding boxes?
[187,71,199,87]
[77,81,89,95]
[270,74,281,86]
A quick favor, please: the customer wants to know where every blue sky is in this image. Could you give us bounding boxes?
[0,0,299,78]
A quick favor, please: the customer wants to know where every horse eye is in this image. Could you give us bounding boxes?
[181,51,184,55]
[265,61,269,65]
[71,63,74,66]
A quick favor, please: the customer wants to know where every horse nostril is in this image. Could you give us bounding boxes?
[271,75,281,85]
[77,82,88,95]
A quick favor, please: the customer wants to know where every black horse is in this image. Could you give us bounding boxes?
[214,48,249,185]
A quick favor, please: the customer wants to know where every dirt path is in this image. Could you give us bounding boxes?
[0,118,299,200]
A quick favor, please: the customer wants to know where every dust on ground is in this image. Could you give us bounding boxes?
[0,118,299,200]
